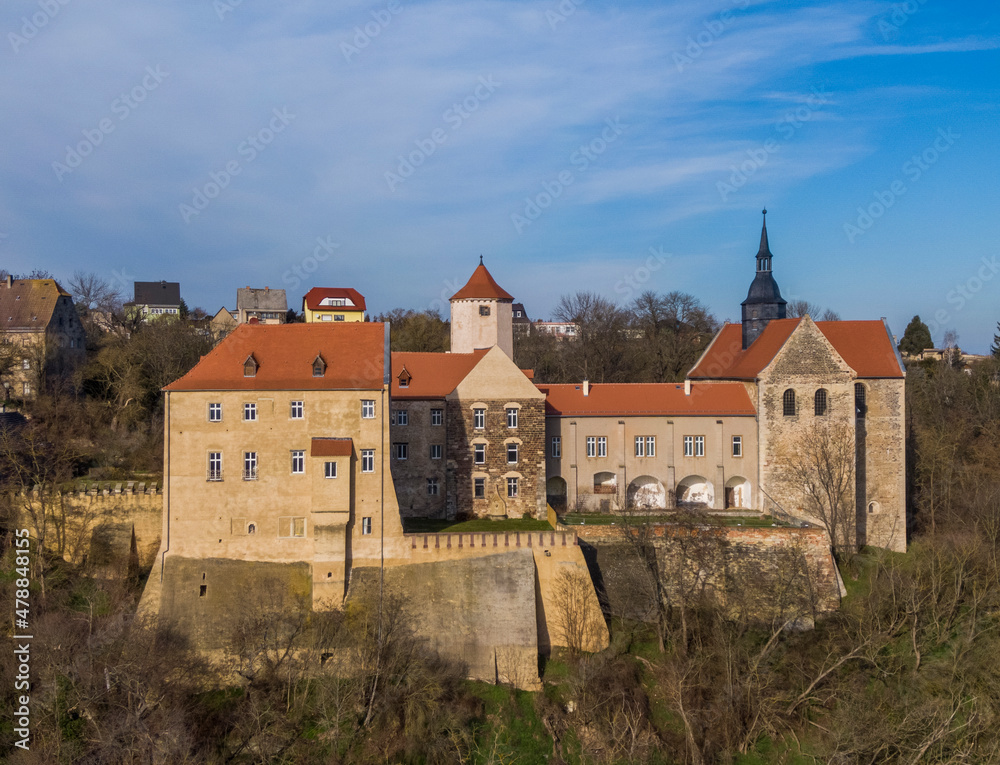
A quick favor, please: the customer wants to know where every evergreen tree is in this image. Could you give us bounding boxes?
[899,315,932,356]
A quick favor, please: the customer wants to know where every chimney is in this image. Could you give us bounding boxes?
[583,380,589,397]
[684,379,691,396]
[5,275,11,288]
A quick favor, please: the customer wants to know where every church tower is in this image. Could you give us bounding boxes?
[449,257,514,357]
[741,209,787,349]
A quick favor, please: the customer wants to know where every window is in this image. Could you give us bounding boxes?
[244,402,257,421]
[208,403,222,422]
[597,437,607,457]
[312,355,326,377]
[362,399,375,419]
[321,314,332,321]
[507,443,519,464]
[430,444,443,460]
[393,443,408,460]
[474,444,486,464]
[479,305,491,316]
[635,436,655,457]
[507,477,519,498]
[474,477,485,498]
[586,437,596,457]
[243,355,257,377]
[361,517,372,535]
[208,452,222,481]
[243,452,258,480]
[506,408,518,428]
[551,436,561,458]
[291,450,305,474]
[392,410,408,426]
[278,516,306,538]
[783,389,796,416]
[334,314,345,322]
[427,478,439,496]
[473,408,485,429]
[431,408,443,426]
[814,389,827,416]
[290,400,304,419]
[683,436,694,457]
[361,449,374,473]
[695,436,705,457]
[732,436,743,457]
[324,461,337,478]
[855,383,867,417]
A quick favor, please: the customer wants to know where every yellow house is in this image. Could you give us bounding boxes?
[302,287,366,323]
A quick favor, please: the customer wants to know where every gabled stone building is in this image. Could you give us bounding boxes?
[0,276,86,397]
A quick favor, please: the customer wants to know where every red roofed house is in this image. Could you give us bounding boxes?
[302,287,366,323]
[540,380,759,513]
[688,212,906,552]
[142,322,404,644]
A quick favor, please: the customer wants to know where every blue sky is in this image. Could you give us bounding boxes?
[2,0,998,350]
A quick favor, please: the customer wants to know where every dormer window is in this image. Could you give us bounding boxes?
[243,354,258,377]
[397,368,411,388]
[312,354,327,377]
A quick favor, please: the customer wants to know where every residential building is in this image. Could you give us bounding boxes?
[0,276,86,397]
[236,287,287,324]
[131,280,181,320]
[302,287,366,323]
[534,320,579,340]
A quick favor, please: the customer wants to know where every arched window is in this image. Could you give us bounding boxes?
[814,389,828,416]
[855,383,867,417]
[782,389,796,416]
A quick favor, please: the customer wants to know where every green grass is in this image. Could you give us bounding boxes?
[559,512,789,528]
[402,517,554,533]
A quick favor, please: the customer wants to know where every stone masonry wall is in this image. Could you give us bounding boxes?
[447,397,545,519]
[389,399,448,518]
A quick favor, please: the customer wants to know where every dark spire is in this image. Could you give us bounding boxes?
[757,209,772,272]
[479,254,483,265]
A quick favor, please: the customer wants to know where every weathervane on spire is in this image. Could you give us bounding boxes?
[479,254,483,265]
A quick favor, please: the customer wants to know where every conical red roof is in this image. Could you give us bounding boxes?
[450,262,514,301]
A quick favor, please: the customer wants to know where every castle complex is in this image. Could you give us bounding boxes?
[140,214,905,682]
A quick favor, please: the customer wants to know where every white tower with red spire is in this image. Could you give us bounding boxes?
[449,257,514,357]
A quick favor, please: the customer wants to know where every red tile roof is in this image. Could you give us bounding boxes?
[538,382,756,417]
[390,351,487,399]
[311,437,354,457]
[688,319,904,380]
[303,287,367,312]
[164,323,385,391]
[450,263,514,301]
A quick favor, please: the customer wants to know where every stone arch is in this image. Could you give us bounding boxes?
[593,471,617,495]
[724,476,751,509]
[627,475,666,509]
[676,475,714,508]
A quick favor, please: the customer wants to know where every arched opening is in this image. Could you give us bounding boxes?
[814,388,827,416]
[676,475,714,509]
[724,476,751,509]
[627,475,666,510]
[783,389,796,416]
[593,471,617,495]
[546,476,567,511]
